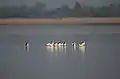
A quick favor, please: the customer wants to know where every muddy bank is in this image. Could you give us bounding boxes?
[0,17,120,25]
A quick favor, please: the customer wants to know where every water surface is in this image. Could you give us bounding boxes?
[0,25,120,79]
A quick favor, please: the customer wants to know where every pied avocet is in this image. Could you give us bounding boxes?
[24,41,30,52]
[25,41,30,48]
[79,41,85,47]
[46,41,54,47]
[72,41,76,47]
[63,42,67,46]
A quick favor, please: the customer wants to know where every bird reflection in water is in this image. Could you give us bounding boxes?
[64,46,67,56]
[46,41,86,56]
[78,41,86,55]
[54,46,58,57]
[46,46,54,53]
[72,41,86,55]
[79,46,86,55]
[46,41,67,57]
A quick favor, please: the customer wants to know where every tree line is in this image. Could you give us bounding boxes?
[0,2,120,18]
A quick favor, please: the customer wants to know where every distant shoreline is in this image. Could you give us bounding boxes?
[0,17,120,25]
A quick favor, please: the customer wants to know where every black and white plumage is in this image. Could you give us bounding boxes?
[79,41,85,47]
[72,41,76,47]
[25,41,30,52]
[46,41,67,47]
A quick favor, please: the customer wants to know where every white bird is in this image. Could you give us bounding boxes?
[63,42,67,46]
[46,43,51,46]
[79,41,85,47]
[78,41,86,55]
[57,42,63,46]
[72,41,76,47]
[54,42,58,47]
[72,41,77,52]
[57,42,61,46]
[60,42,64,46]
[25,41,30,48]
[25,41,30,52]
[46,41,67,47]
[58,42,67,46]
[46,41,54,47]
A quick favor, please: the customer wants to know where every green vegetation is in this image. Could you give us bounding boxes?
[0,2,120,18]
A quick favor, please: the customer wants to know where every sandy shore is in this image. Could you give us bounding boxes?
[0,17,120,25]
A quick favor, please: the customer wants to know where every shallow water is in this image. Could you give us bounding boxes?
[0,25,120,79]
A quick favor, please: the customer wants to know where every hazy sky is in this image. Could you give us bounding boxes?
[0,0,120,9]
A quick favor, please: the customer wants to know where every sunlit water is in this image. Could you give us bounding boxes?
[0,25,120,79]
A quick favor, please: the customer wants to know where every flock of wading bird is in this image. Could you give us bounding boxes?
[24,40,85,48]
[45,41,86,55]
[45,41,85,47]
[24,40,86,55]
